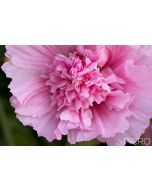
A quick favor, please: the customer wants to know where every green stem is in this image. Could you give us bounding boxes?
[0,97,14,145]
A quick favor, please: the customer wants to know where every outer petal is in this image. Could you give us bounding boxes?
[125,63,152,121]
[68,104,131,144]
[105,48,152,145]
[17,110,59,142]
[11,91,52,117]
[2,62,48,104]
[106,45,134,69]
[6,45,76,70]
[92,104,131,138]
[100,133,126,146]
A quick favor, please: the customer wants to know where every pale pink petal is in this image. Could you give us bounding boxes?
[2,45,152,145]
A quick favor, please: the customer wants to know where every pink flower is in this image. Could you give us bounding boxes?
[2,45,152,145]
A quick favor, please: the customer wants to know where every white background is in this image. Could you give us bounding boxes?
[0,0,152,189]
[0,147,152,190]
[0,0,152,44]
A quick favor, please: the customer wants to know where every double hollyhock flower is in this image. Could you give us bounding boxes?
[2,45,152,145]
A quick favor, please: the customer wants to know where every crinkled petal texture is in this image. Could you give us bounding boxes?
[2,45,152,145]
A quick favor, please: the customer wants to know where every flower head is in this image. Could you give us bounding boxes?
[2,45,152,145]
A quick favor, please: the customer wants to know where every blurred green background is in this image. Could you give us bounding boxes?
[0,45,102,146]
